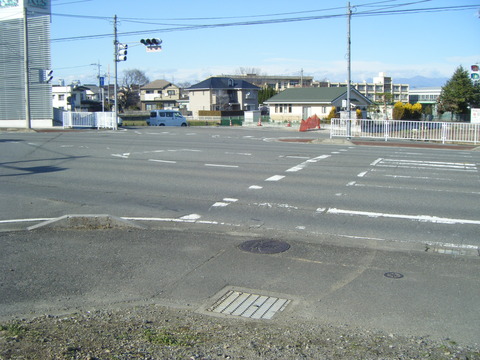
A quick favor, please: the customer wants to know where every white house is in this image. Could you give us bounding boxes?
[264,87,372,122]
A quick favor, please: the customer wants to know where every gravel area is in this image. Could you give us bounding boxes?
[1,304,479,359]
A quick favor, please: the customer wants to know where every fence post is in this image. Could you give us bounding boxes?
[441,123,447,144]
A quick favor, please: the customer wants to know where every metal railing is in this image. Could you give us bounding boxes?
[330,119,480,144]
[63,112,118,129]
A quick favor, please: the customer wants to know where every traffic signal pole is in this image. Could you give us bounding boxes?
[23,7,31,129]
[346,2,352,139]
[113,14,118,130]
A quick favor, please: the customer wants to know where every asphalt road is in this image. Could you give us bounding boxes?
[0,126,479,346]
[1,126,479,250]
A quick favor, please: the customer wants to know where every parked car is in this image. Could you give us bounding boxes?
[147,110,188,126]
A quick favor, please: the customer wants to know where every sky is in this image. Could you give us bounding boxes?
[49,0,480,87]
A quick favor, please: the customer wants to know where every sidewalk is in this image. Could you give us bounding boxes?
[1,222,478,346]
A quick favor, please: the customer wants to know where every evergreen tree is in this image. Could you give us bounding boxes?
[258,86,278,104]
[437,66,480,120]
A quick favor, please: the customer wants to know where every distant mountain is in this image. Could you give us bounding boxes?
[394,76,448,88]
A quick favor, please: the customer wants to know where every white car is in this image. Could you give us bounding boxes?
[147,110,188,126]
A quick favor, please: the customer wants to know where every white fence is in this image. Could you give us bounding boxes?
[330,119,480,145]
[63,112,118,129]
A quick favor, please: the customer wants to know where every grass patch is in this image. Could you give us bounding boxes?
[188,120,220,127]
[0,323,28,337]
[143,327,201,347]
[121,120,148,126]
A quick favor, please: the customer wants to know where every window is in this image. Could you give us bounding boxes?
[58,94,65,101]
[167,90,176,96]
[150,111,157,118]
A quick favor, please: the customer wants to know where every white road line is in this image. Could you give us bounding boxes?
[212,202,229,207]
[265,175,285,182]
[249,185,263,190]
[286,165,305,172]
[149,159,177,164]
[357,171,368,177]
[285,154,330,172]
[349,182,480,194]
[0,218,54,224]
[226,152,252,156]
[325,208,480,225]
[205,164,239,168]
[383,174,452,181]
[211,198,238,208]
[370,158,383,166]
[112,153,130,159]
[180,214,202,221]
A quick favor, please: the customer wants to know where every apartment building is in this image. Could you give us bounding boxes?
[319,72,409,104]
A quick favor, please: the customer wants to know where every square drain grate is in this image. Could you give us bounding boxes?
[207,290,291,320]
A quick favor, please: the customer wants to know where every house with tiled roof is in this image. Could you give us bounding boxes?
[264,87,372,122]
[187,77,260,117]
[140,80,181,111]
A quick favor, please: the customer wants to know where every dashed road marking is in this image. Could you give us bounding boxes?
[205,164,239,168]
[265,175,285,181]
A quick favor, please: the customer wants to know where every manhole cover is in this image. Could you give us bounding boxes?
[384,272,404,279]
[239,239,290,254]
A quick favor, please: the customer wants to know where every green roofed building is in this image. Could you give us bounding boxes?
[264,87,372,122]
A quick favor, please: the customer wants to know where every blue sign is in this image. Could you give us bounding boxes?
[99,77,105,87]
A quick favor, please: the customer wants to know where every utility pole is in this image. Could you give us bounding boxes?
[346,2,352,138]
[92,63,104,112]
[23,7,31,129]
[113,15,118,130]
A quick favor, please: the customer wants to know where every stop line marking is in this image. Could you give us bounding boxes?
[319,207,480,225]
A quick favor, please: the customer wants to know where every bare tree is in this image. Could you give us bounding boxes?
[119,69,150,111]
[236,67,263,76]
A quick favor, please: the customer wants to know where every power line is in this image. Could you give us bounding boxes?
[51,3,480,43]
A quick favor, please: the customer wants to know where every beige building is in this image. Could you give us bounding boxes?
[318,72,409,104]
[187,77,260,117]
[140,80,181,111]
[220,73,314,91]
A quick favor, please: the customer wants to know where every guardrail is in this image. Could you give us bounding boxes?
[330,119,479,144]
[63,112,118,129]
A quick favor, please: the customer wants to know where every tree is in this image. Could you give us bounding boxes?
[327,106,338,121]
[392,102,405,120]
[119,69,150,111]
[356,108,363,119]
[258,86,277,104]
[412,103,422,120]
[437,66,480,121]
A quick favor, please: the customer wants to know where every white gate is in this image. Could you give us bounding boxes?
[63,112,118,129]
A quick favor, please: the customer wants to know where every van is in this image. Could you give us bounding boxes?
[147,110,188,127]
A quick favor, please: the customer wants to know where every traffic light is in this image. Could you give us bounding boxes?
[44,69,53,83]
[140,38,162,52]
[141,38,162,46]
[116,43,128,61]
